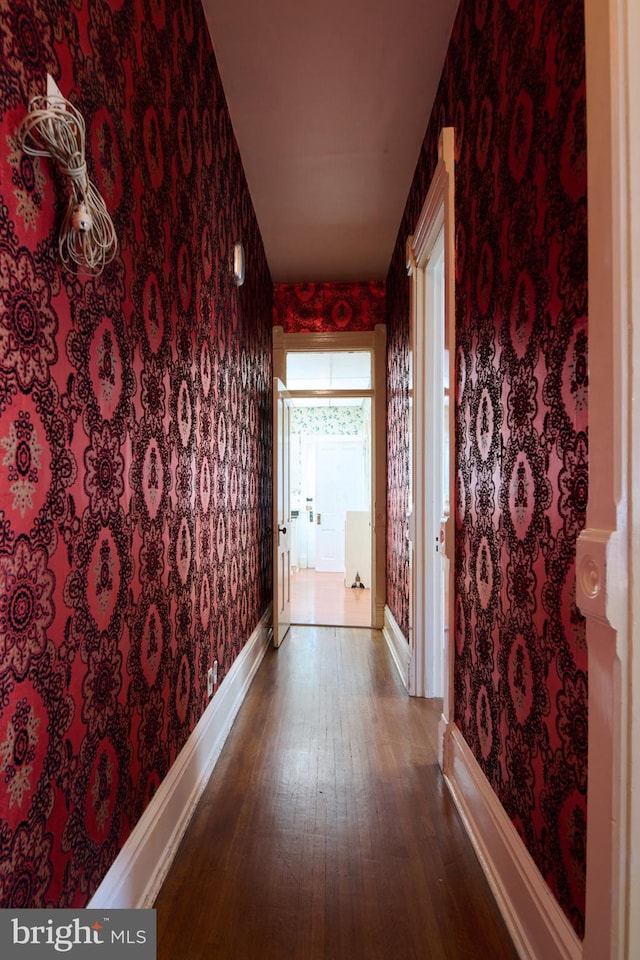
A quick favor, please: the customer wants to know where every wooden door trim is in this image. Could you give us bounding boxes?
[579,1,639,955]
[272,325,386,628]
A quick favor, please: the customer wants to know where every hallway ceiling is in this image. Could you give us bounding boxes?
[201,0,458,283]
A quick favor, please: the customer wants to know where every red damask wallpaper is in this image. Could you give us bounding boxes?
[0,0,272,906]
[386,0,588,937]
[273,281,385,333]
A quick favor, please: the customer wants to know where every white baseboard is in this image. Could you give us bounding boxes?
[438,713,452,772]
[445,726,582,960]
[382,605,410,690]
[89,607,272,909]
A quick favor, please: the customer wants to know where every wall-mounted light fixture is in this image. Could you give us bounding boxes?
[231,240,245,286]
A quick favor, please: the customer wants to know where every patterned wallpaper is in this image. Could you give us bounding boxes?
[291,406,368,437]
[386,0,588,937]
[0,0,272,907]
[273,281,385,332]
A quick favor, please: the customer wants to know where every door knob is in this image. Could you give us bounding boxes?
[278,525,287,535]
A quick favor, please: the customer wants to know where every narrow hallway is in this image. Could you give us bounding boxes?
[155,627,517,959]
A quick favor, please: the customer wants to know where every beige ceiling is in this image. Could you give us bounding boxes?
[201,0,458,284]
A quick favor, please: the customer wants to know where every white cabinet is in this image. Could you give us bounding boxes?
[345,511,371,588]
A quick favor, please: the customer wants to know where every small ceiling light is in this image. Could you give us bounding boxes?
[232,240,245,286]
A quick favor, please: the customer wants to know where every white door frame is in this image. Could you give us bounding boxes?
[580,1,639,956]
[406,129,455,751]
[407,215,446,701]
[272,377,292,647]
[273,326,387,629]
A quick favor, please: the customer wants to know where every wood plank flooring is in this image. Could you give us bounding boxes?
[290,569,371,627]
[155,626,518,960]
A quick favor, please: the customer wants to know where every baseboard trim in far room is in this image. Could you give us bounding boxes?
[88,607,272,909]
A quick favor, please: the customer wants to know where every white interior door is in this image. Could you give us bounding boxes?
[407,127,455,708]
[431,231,447,698]
[410,227,446,699]
[273,378,291,646]
[315,440,367,573]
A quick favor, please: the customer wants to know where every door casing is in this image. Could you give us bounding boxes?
[273,377,292,646]
[579,1,640,955]
[407,128,455,758]
[273,326,387,629]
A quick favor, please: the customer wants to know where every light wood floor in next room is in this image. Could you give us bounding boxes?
[290,569,372,627]
[155,626,518,960]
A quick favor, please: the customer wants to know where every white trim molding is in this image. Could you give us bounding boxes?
[383,604,410,690]
[89,608,272,909]
[445,727,582,960]
[580,0,639,956]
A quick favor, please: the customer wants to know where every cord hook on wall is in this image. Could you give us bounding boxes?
[16,75,118,276]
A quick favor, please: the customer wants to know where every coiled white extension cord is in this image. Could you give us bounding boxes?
[18,93,118,276]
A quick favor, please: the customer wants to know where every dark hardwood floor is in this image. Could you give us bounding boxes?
[155,626,519,960]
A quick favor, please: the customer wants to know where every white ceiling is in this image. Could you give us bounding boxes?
[201,0,458,284]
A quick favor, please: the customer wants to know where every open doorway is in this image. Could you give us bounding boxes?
[289,396,372,627]
[272,328,386,629]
